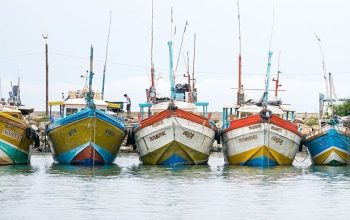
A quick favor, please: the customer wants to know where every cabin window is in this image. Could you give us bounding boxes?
[240,112,254,118]
[66,108,78,116]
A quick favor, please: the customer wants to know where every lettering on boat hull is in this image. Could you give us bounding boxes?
[238,135,258,143]
[149,131,166,142]
[2,128,22,141]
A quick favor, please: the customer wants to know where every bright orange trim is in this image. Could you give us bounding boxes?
[225,115,301,137]
[136,108,213,130]
[270,116,301,136]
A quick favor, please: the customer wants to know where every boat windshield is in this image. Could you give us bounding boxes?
[66,108,78,116]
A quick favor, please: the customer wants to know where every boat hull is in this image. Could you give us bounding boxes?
[223,115,302,166]
[0,112,32,165]
[303,125,350,165]
[135,109,216,165]
[47,109,127,165]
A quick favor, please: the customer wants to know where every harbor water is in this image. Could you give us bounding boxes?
[1,152,350,219]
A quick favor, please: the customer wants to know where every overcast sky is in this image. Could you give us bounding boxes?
[0,0,349,112]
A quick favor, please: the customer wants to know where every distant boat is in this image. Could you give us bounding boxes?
[0,79,39,165]
[221,2,302,166]
[303,75,350,165]
[46,46,127,165]
[133,7,218,165]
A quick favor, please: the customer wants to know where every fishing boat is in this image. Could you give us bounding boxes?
[0,79,39,165]
[303,37,350,165]
[221,2,302,166]
[46,46,127,165]
[133,6,217,165]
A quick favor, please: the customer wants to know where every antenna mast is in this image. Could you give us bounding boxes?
[175,21,188,73]
[315,34,330,100]
[236,0,244,105]
[87,45,95,109]
[148,0,156,103]
[101,11,112,100]
[262,6,275,106]
[272,50,282,98]
[192,34,196,90]
[168,8,175,100]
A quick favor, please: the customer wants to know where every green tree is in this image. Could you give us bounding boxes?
[334,101,350,117]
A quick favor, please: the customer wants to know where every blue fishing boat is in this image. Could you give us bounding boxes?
[303,37,350,165]
[46,46,127,165]
[304,123,349,165]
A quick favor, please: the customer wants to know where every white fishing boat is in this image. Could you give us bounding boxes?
[221,2,302,166]
[133,6,217,165]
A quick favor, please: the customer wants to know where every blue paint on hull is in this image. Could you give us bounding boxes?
[160,154,190,166]
[47,108,126,133]
[242,156,277,166]
[304,127,350,162]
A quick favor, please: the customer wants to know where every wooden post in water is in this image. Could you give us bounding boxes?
[42,34,49,116]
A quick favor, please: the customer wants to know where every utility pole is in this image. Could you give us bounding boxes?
[42,34,49,116]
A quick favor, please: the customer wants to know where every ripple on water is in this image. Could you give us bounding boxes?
[0,152,349,219]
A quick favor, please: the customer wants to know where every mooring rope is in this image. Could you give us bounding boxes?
[294,149,309,163]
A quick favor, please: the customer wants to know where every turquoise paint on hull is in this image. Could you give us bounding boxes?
[0,139,29,164]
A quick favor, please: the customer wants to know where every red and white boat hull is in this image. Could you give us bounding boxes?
[134,109,216,165]
[222,115,302,166]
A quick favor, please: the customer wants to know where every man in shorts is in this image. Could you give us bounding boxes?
[124,94,131,117]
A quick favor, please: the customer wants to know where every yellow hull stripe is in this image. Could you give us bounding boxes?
[227,145,293,165]
[0,116,32,153]
[313,148,349,165]
[140,141,209,165]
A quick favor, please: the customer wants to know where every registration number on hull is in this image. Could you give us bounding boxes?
[149,131,166,142]
[2,128,22,141]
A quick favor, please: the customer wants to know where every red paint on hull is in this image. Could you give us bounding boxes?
[72,145,105,164]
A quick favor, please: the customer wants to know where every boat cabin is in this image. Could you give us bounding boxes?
[222,104,291,129]
[138,100,210,121]
[0,106,24,120]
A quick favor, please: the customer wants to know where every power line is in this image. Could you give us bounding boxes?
[0,52,43,59]
[48,51,350,77]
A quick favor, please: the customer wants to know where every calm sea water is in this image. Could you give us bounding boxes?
[0,152,350,220]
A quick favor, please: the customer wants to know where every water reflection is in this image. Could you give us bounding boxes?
[221,165,303,183]
[0,164,37,176]
[308,165,350,180]
[126,163,215,180]
[47,163,122,177]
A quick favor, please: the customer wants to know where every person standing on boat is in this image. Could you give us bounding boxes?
[124,94,131,117]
